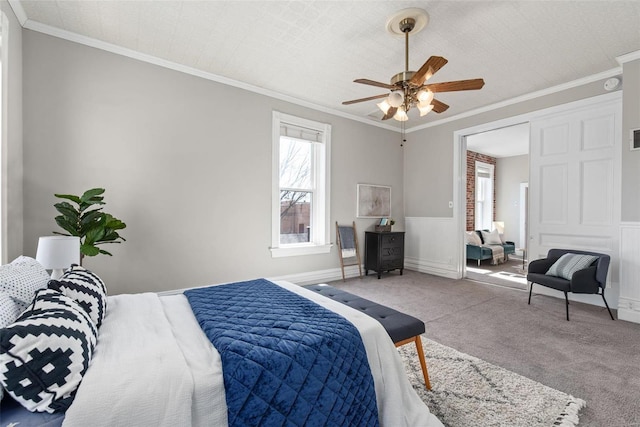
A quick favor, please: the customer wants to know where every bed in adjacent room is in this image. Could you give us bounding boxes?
[0,257,442,427]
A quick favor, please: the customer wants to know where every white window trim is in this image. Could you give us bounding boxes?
[474,161,494,230]
[271,111,331,257]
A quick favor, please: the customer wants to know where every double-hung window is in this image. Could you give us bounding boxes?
[271,112,331,257]
[475,161,494,230]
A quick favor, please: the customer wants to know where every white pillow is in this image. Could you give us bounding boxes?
[0,256,50,312]
[465,231,482,246]
[0,291,21,329]
[481,229,503,245]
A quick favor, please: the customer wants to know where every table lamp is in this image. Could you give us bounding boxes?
[492,221,505,235]
[36,236,81,279]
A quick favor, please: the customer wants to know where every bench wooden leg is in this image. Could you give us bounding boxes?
[396,335,431,390]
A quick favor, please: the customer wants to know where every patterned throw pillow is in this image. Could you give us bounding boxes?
[0,289,97,413]
[0,256,50,312]
[546,253,598,280]
[0,291,21,329]
[48,265,107,328]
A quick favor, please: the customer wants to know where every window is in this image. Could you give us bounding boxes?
[271,112,331,257]
[475,161,494,230]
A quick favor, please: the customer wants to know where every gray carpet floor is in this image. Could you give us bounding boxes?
[327,269,640,426]
[465,257,528,291]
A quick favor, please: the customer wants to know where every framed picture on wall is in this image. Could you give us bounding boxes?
[357,184,391,218]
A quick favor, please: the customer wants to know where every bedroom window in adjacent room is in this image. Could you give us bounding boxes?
[271,112,331,257]
[475,162,494,230]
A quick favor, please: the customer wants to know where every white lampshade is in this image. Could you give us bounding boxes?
[418,102,434,116]
[36,236,80,279]
[377,99,391,114]
[492,221,505,234]
[416,89,434,104]
[388,91,404,108]
[393,106,408,122]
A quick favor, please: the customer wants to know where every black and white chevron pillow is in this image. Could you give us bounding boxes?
[0,288,97,413]
[48,265,107,328]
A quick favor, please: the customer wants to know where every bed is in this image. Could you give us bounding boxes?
[0,258,443,427]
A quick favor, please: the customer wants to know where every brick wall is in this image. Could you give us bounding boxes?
[466,151,497,231]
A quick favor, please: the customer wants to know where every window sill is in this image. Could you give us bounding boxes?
[270,244,333,258]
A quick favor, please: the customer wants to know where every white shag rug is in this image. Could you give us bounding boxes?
[398,337,585,427]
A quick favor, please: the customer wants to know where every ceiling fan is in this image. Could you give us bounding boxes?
[342,9,485,121]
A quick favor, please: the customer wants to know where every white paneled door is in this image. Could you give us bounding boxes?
[529,95,621,284]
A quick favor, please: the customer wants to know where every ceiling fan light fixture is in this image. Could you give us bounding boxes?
[377,99,391,114]
[417,89,434,104]
[388,91,404,108]
[417,103,434,116]
[393,106,408,122]
[342,8,485,124]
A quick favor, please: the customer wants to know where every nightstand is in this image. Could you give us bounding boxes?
[364,231,405,279]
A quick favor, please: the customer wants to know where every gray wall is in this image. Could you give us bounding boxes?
[22,30,403,294]
[622,59,640,221]
[404,80,613,218]
[1,1,22,263]
[495,154,528,247]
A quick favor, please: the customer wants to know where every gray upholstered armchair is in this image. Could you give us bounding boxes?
[527,248,614,321]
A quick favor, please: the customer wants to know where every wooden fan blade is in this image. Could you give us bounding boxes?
[431,98,449,114]
[382,107,397,120]
[410,56,448,86]
[342,93,390,105]
[425,78,485,93]
[354,78,395,90]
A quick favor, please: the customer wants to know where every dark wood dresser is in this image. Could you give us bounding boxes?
[364,231,405,279]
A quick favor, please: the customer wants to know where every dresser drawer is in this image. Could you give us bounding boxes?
[380,258,403,270]
[380,233,403,249]
[380,245,402,259]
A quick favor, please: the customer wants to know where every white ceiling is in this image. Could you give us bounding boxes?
[12,1,640,131]
[466,122,530,158]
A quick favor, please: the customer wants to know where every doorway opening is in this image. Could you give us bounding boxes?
[461,122,530,290]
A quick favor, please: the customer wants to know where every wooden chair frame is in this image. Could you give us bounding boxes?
[336,221,363,281]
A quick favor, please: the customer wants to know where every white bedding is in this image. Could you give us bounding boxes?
[63,281,443,427]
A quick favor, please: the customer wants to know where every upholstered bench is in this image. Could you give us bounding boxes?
[304,283,431,389]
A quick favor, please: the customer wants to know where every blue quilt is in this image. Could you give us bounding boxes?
[184,279,379,427]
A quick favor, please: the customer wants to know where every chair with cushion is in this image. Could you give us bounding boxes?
[527,248,614,321]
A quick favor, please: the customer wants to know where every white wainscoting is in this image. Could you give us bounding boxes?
[404,217,459,279]
[619,222,640,323]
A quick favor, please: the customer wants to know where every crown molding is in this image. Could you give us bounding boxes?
[406,67,622,133]
[617,49,640,64]
[18,13,628,135]
[7,0,27,26]
[22,19,400,133]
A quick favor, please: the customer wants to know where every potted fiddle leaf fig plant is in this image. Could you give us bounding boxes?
[53,188,126,261]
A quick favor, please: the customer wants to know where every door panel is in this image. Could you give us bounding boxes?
[529,98,621,269]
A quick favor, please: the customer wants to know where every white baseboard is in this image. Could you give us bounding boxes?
[617,296,640,323]
[405,257,460,279]
[268,265,363,285]
[157,266,362,296]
